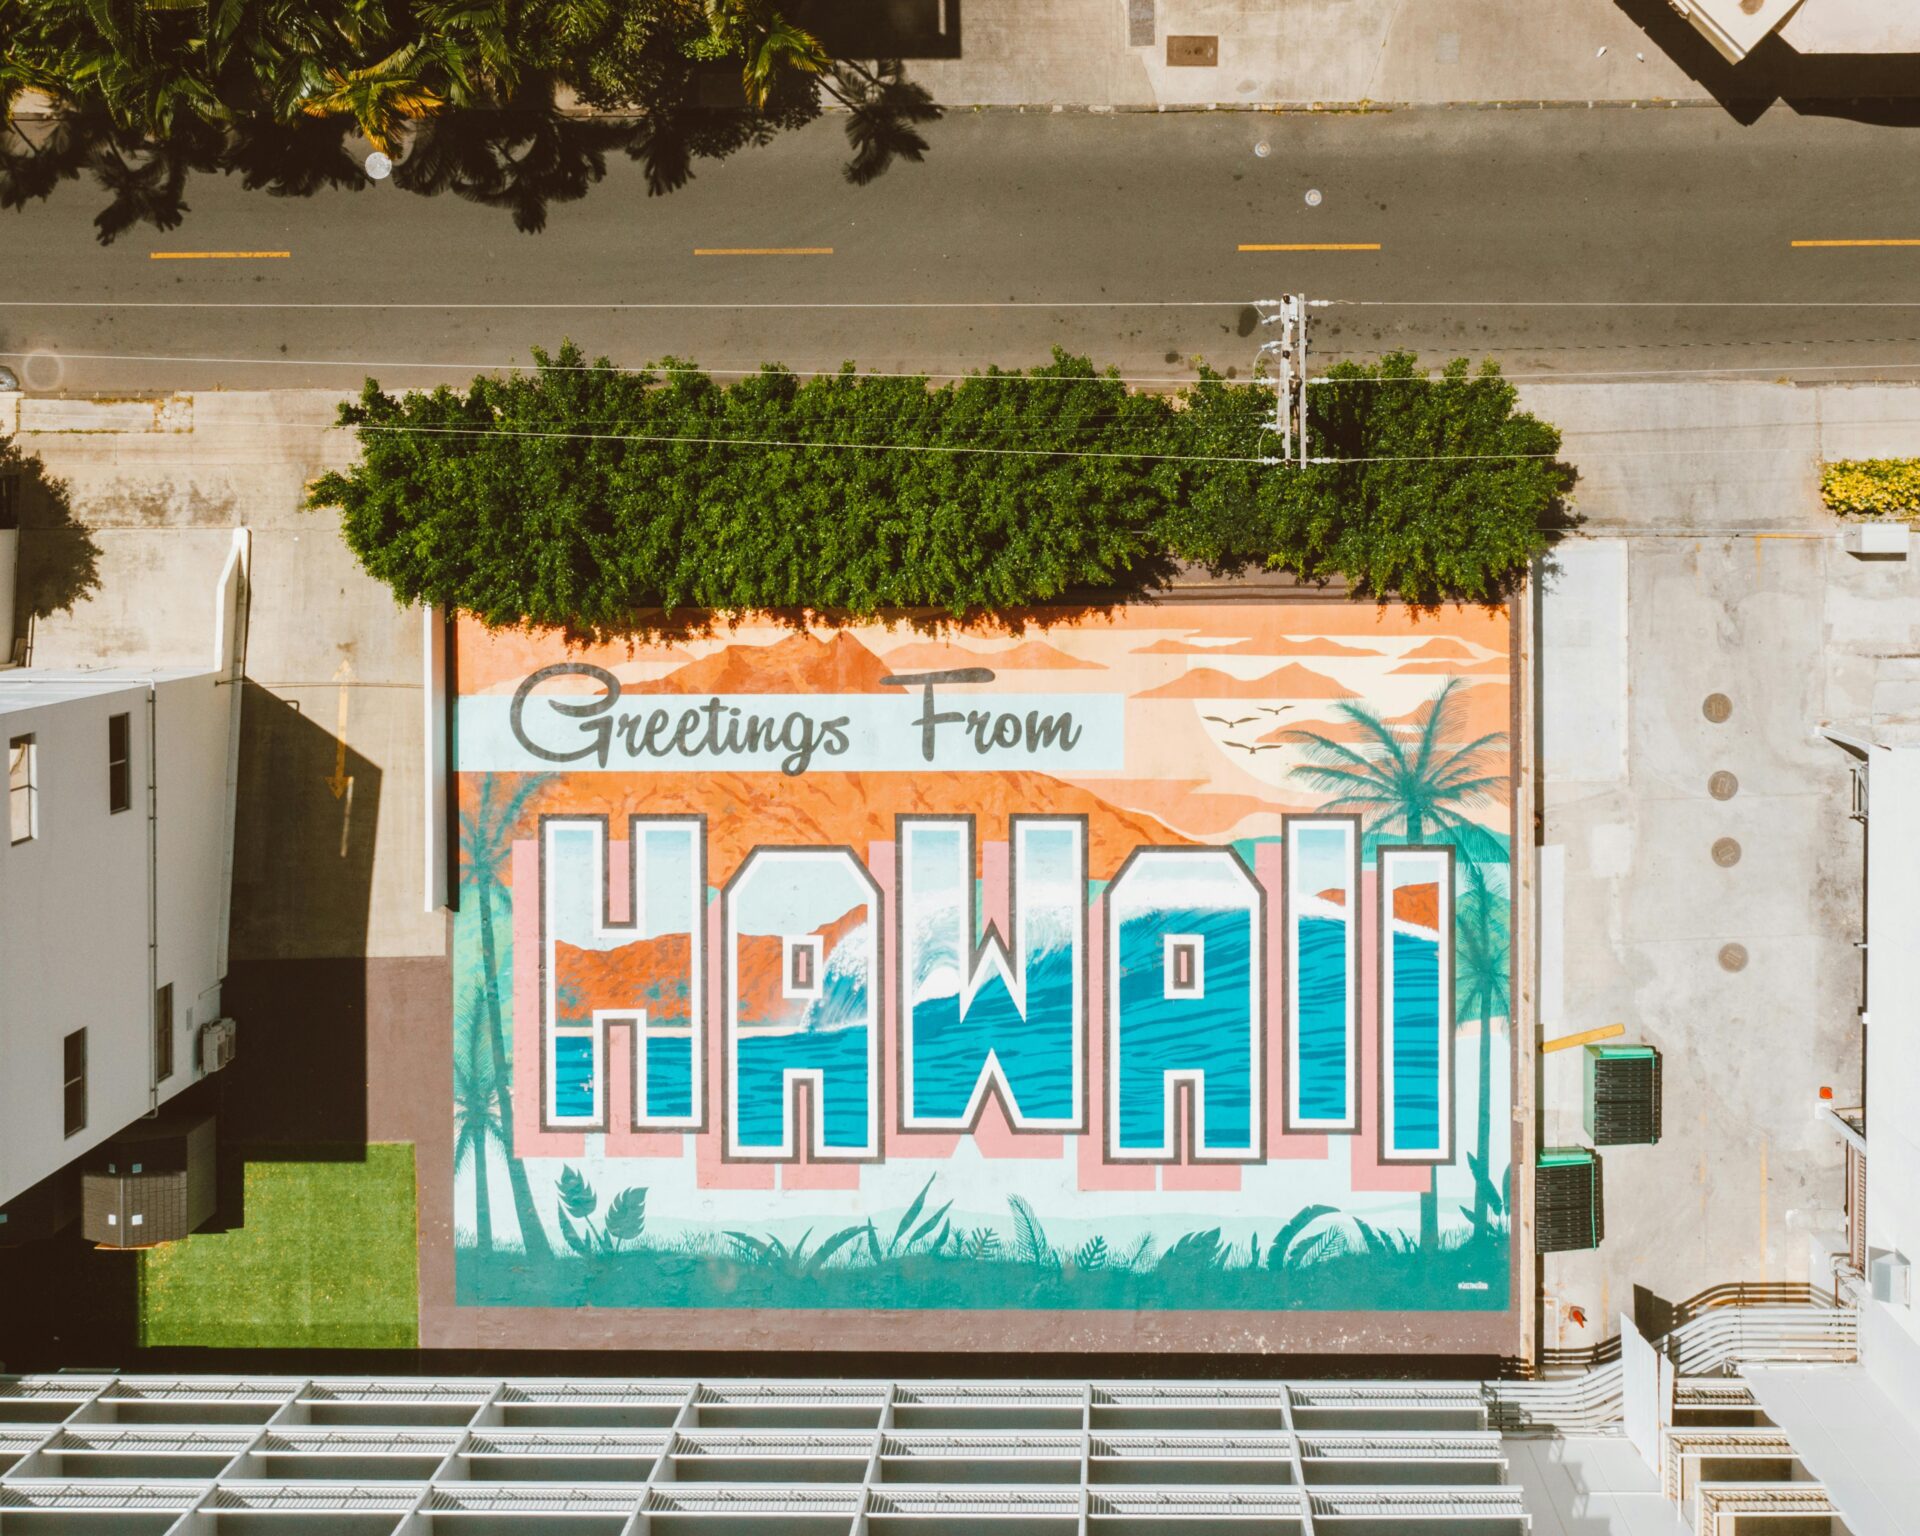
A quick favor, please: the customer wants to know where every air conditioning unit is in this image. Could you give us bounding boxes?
[199,1017,237,1074]
[1536,1147,1605,1254]
[1585,1044,1663,1147]
[1871,1251,1911,1308]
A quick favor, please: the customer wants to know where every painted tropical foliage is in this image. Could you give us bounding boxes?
[456,774,551,1261]
[450,1171,1509,1311]
[1286,679,1508,859]
[1284,678,1512,1255]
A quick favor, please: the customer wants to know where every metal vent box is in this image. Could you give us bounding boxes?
[1584,1044,1663,1146]
[1536,1147,1604,1253]
[81,1113,217,1248]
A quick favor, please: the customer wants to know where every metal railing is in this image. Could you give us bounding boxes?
[1489,1298,1856,1435]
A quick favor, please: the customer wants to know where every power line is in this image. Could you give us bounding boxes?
[0,347,1207,389]
[10,295,1920,313]
[0,297,1248,312]
[1309,359,1920,385]
[206,414,1920,468]
[17,344,1920,392]
[1326,299,1920,309]
[348,420,1271,465]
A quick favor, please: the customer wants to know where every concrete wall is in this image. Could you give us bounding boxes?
[1864,747,1920,1358]
[154,668,237,1053]
[0,671,233,1206]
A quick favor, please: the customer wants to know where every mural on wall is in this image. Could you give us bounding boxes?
[452,603,1517,1318]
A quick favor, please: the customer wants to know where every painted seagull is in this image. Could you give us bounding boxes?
[1258,705,1293,715]
[1203,714,1258,727]
[1226,740,1285,754]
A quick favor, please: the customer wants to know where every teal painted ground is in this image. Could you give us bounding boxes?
[454,1225,1511,1312]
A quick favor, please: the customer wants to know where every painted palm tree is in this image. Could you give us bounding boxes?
[1286,678,1508,853]
[453,1001,500,1252]
[1455,861,1511,1235]
[1288,677,1509,1249]
[460,773,553,1261]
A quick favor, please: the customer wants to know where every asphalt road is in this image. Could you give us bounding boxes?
[3,106,1919,395]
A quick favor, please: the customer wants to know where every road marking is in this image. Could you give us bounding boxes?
[1238,243,1381,252]
[1540,1022,1626,1054]
[149,251,291,260]
[1790,239,1920,248]
[694,247,833,256]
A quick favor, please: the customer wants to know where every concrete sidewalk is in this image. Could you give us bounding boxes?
[896,0,1711,108]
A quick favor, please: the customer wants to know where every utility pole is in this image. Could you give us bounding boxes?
[1255,294,1323,467]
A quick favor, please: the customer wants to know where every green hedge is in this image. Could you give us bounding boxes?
[1821,459,1920,520]
[308,346,1569,635]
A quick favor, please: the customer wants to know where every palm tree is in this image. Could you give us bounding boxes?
[704,0,826,109]
[453,1003,500,1252]
[1455,862,1511,1236]
[298,45,446,153]
[1288,678,1509,1250]
[460,773,553,1261]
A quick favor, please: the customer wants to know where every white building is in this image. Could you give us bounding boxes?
[0,532,245,1216]
[1821,733,1920,1391]
[1669,0,1920,64]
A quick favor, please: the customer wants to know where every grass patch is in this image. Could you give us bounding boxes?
[139,1144,418,1350]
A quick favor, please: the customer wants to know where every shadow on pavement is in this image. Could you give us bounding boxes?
[1615,0,1920,125]
[0,57,942,244]
[223,680,385,1154]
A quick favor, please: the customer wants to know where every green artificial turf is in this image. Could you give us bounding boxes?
[139,1144,418,1349]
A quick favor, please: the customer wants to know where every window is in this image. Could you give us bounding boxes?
[155,983,174,1084]
[0,472,18,531]
[62,1029,86,1137]
[108,712,131,814]
[9,734,35,844]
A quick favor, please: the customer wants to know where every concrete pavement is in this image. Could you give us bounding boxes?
[895,0,1709,109]
[821,0,1920,112]
[5,111,1920,398]
[1529,382,1920,1342]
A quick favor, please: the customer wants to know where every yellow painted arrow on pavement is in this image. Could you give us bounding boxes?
[326,658,353,799]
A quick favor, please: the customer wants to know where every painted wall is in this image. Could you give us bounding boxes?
[451,602,1521,1351]
[0,669,232,1207]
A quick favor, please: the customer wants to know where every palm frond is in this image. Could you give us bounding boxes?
[1007,1194,1053,1267]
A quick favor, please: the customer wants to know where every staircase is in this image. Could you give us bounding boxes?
[1490,1288,1859,1534]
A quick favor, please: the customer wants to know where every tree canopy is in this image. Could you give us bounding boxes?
[307,345,1571,636]
[0,0,934,236]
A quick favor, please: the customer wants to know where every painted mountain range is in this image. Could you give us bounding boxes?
[1136,663,1360,701]
[487,768,1195,885]
[1318,883,1440,929]
[553,904,868,1033]
[1260,683,1510,745]
[630,632,897,694]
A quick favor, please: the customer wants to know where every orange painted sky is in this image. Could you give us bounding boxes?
[455,602,1514,847]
